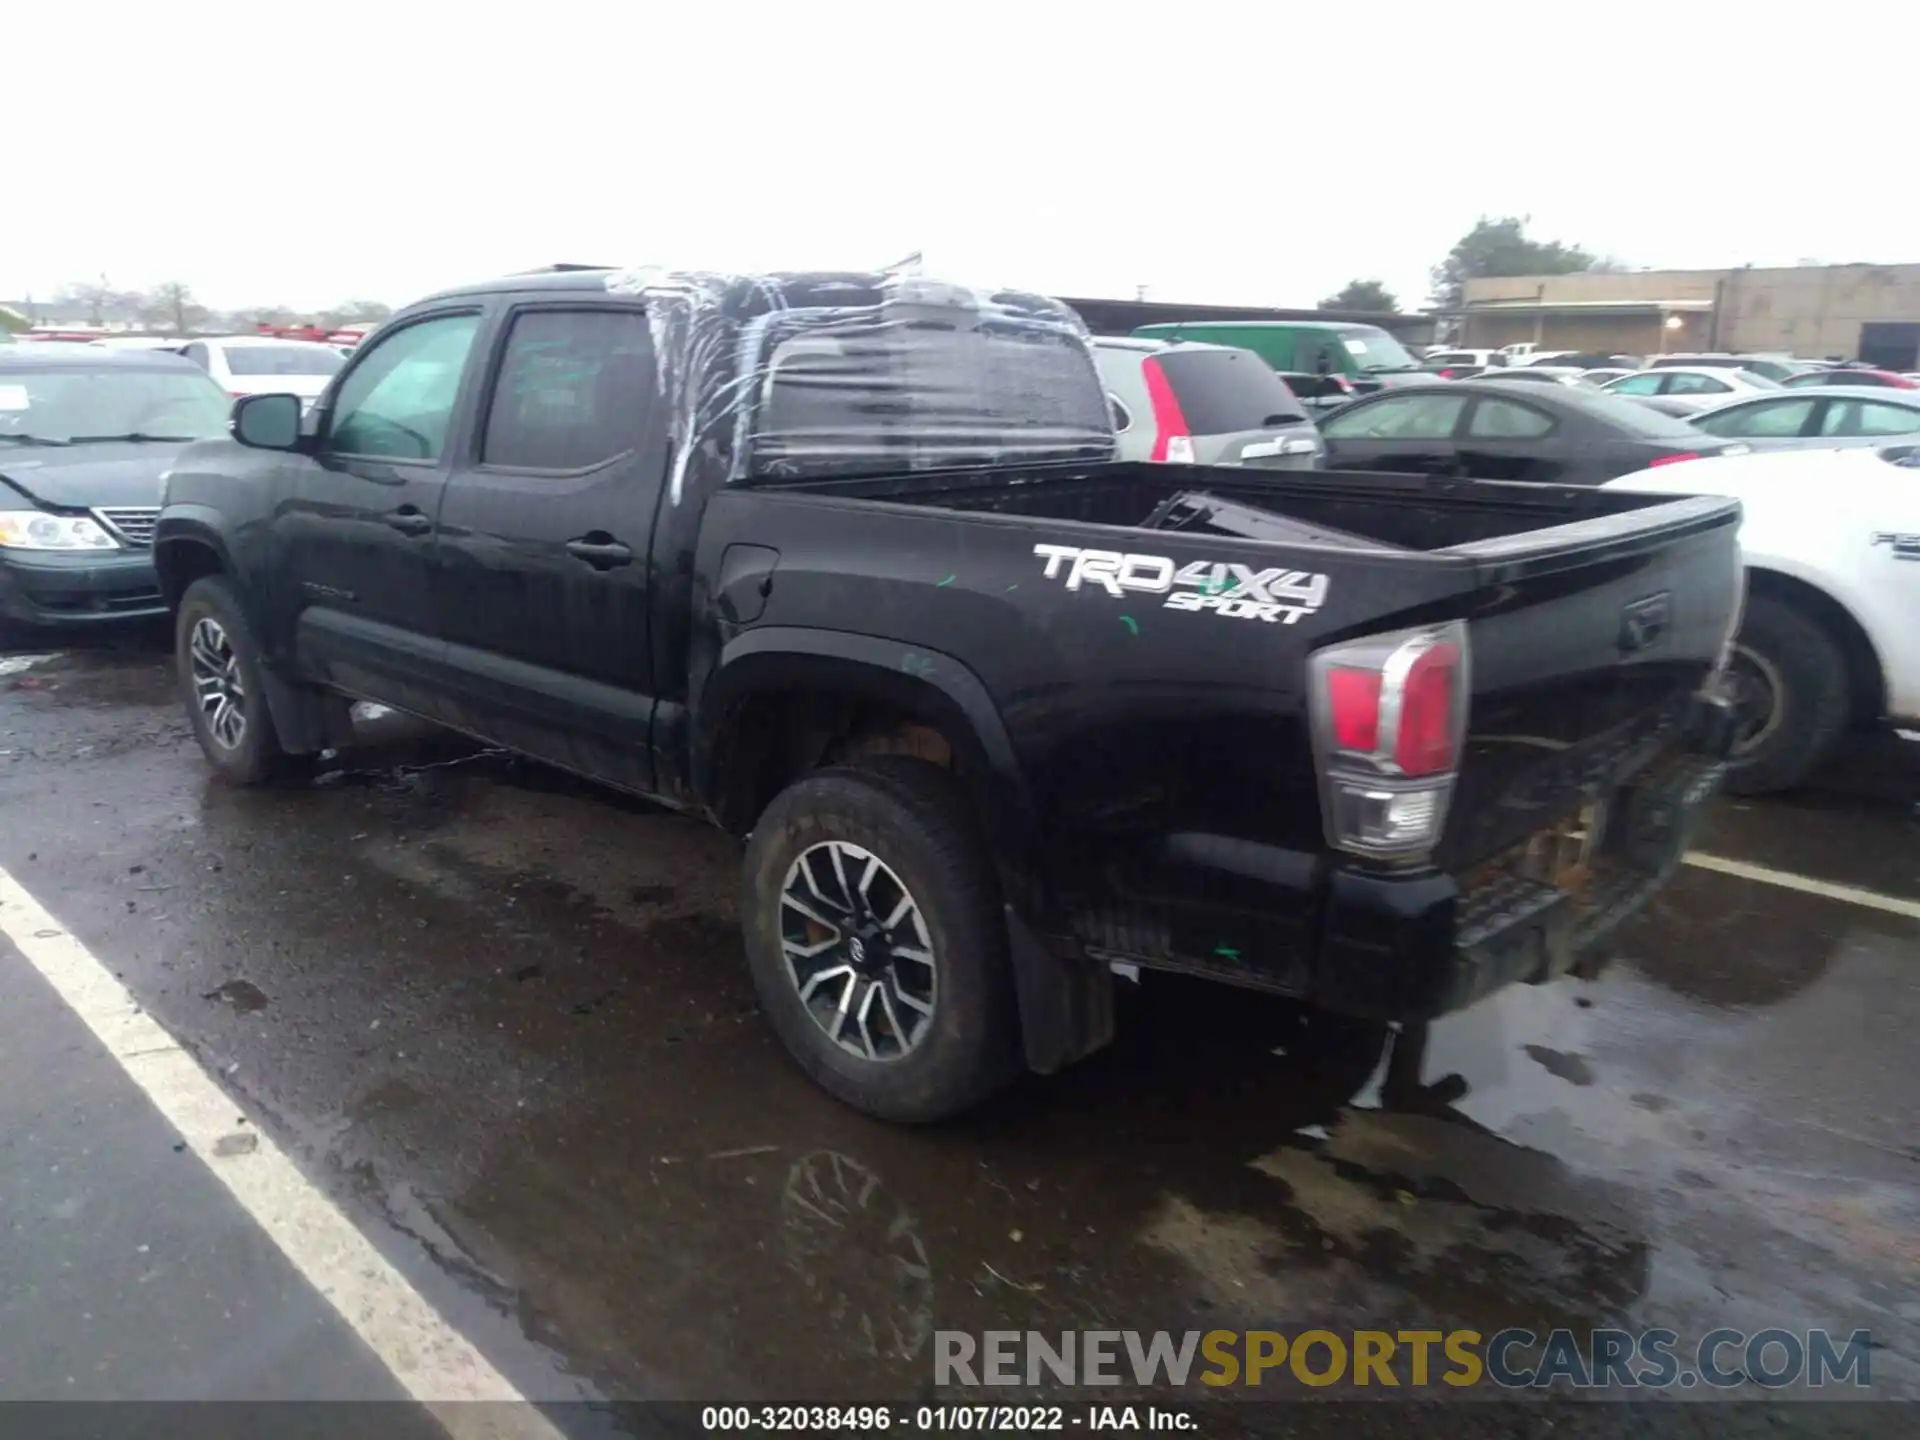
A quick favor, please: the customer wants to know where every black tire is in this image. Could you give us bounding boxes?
[1722,593,1851,796]
[176,575,292,786]
[741,756,1022,1123]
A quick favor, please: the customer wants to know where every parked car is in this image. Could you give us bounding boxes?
[1424,349,1508,371]
[153,265,1739,1121]
[1685,387,1920,451]
[1540,352,1642,371]
[1648,353,1806,383]
[88,336,187,353]
[178,336,347,410]
[1624,394,1716,420]
[1580,368,1637,386]
[0,347,231,637]
[1471,365,1588,387]
[1781,366,1918,390]
[1273,371,1362,421]
[1609,444,1920,792]
[1496,343,1576,365]
[1316,379,1747,485]
[1604,367,1781,401]
[1131,320,1431,395]
[1093,338,1321,468]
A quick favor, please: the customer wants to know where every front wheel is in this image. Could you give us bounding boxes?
[741,757,1022,1123]
[176,575,291,786]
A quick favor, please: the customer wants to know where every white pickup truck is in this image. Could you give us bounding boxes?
[1608,444,1920,792]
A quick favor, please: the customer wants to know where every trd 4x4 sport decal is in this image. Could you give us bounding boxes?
[1032,544,1329,624]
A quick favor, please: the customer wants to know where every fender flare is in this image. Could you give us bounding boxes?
[696,627,1114,1075]
[695,626,1035,856]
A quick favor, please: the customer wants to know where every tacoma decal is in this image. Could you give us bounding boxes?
[1871,531,1920,562]
[1032,544,1328,624]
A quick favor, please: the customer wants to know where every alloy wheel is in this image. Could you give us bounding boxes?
[189,617,248,751]
[778,840,937,1062]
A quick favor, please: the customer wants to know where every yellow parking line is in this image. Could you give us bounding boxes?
[1683,851,1920,921]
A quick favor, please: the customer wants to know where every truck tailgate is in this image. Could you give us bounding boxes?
[1434,496,1742,870]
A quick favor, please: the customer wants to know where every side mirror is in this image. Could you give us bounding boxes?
[232,393,303,451]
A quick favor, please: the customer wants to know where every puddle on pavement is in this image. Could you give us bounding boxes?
[11,680,1915,1404]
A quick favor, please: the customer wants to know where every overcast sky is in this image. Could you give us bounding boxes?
[12,4,1918,314]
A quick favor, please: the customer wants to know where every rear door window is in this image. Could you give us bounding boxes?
[1466,397,1556,438]
[1823,399,1920,437]
[1152,348,1306,432]
[1608,373,1664,396]
[1665,372,1732,395]
[225,344,346,377]
[1322,392,1466,440]
[1696,398,1816,437]
[481,309,656,471]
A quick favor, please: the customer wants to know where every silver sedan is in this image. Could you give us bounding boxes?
[1685,386,1920,451]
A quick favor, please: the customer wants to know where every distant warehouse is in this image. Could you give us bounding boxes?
[1455,263,1920,368]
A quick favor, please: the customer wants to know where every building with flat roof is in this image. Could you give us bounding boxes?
[1456,263,1920,368]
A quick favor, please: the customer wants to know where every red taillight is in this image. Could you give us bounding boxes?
[1438,368,1459,379]
[1309,623,1470,858]
[1140,357,1192,463]
[1328,667,1383,751]
[1395,641,1461,776]
[1648,450,1701,467]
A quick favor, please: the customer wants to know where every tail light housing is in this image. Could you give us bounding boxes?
[1141,357,1195,463]
[1307,621,1471,860]
[1648,450,1700,468]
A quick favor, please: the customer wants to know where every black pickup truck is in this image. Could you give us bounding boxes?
[154,267,1741,1122]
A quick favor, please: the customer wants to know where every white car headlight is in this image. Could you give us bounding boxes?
[0,510,121,551]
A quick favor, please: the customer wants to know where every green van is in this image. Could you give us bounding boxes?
[1130,320,1430,396]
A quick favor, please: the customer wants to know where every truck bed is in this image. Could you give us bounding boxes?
[772,459,1732,564]
[709,459,1740,894]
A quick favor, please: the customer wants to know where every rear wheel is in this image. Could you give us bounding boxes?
[177,575,292,786]
[741,756,1022,1123]
[1721,593,1851,795]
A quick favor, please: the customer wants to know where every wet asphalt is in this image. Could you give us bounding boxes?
[0,632,1916,1435]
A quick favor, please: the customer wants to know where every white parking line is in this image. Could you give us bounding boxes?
[1683,851,1920,921]
[0,866,564,1440]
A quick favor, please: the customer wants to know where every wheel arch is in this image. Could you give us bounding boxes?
[152,514,234,611]
[693,628,1037,862]
[1745,566,1887,726]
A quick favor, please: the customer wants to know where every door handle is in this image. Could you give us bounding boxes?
[384,507,432,537]
[565,536,634,569]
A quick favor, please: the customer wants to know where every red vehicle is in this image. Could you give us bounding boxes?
[1782,366,1919,390]
[254,323,334,345]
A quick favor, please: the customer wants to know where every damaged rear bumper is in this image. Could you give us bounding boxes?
[1060,691,1736,1024]
[1314,691,1733,1021]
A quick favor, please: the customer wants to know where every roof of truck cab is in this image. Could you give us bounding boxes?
[1137,320,1387,334]
[424,269,619,299]
[416,268,1041,303]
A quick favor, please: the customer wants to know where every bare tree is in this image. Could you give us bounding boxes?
[58,275,117,327]
[147,281,209,334]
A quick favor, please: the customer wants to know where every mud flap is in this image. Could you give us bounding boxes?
[1006,905,1115,1074]
[257,663,355,755]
